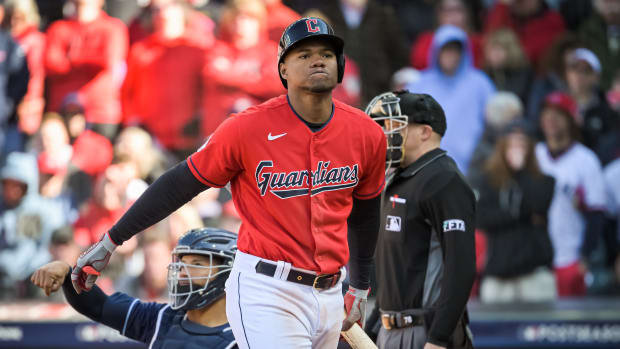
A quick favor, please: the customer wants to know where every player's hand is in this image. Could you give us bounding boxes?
[342,286,369,331]
[71,232,117,293]
[31,261,71,296]
[423,343,446,349]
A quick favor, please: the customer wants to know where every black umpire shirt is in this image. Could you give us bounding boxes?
[376,148,476,347]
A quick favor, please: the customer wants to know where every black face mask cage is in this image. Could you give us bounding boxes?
[366,92,409,172]
[167,251,232,311]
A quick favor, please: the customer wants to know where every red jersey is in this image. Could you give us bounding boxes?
[122,34,206,150]
[201,40,284,137]
[44,11,128,125]
[484,3,565,66]
[188,95,386,274]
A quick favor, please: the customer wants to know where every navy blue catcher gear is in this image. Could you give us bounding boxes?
[277,17,345,88]
[167,228,237,311]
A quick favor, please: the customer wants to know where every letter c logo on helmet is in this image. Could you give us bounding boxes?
[306,19,320,33]
[277,17,346,88]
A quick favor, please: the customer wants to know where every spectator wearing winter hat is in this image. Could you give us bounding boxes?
[535,91,608,297]
[406,24,495,173]
[468,91,524,184]
[564,48,619,151]
[0,152,66,298]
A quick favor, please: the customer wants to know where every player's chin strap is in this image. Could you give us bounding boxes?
[366,92,409,174]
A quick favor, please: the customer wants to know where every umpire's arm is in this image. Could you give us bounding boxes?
[422,174,476,348]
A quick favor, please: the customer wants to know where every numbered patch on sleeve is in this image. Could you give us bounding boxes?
[443,219,465,232]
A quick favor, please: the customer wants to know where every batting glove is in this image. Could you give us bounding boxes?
[342,286,369,331]
[71,232,117,293]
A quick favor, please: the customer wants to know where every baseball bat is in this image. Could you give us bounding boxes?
[341,313,378,349]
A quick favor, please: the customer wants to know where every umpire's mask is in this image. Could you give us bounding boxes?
[366,92,408,172]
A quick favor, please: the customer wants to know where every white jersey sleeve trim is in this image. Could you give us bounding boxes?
[148,304,170,349]
[224,340,237,349]
[121,298,140,336]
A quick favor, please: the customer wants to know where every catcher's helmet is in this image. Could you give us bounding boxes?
[366,92,409,172]
[167,228,237,311]
[277,17,345,88]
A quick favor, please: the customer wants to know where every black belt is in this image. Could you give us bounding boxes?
[255,261,341,291]
[380,310,426,330]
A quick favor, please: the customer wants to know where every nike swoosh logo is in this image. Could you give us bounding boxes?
[268,132,287,141]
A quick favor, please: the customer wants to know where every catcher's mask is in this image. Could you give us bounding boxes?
[167,228,237,311]
[366,92,409,172]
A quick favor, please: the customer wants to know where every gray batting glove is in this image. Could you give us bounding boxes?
[71,232,117,293]
[342,286,369,331]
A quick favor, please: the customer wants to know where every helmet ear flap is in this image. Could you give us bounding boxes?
[337,54,345,83]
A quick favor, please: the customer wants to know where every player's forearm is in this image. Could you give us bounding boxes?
[62,268,108,322]
[108,161,208,244]
[347,196,381,290]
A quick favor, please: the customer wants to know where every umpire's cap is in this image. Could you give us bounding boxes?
[395,91,447,136]
[277,17,345,88]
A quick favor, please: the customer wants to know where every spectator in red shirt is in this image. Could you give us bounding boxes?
[122,0,207,159]
[128,0,215,48]
[484,0,565,69]
[44,0,128,140]
[262,0,300,43]
[6,0,45,139]
[201,0,284,137]
[410,0,483,70]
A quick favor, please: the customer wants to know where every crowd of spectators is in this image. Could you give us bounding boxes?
[0,0,618,305]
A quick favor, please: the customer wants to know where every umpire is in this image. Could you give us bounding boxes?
[368,91,476,349]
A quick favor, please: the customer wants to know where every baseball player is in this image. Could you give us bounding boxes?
[70,17,386,349]
[31,228,238,349]
[368,91,476,349]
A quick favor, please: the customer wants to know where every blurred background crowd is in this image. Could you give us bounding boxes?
[0,0,619,307]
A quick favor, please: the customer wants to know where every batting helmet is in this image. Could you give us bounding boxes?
[167,228,237,311]
[277,17,345,88]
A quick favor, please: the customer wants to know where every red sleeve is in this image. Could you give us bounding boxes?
[484,3,512,33]
[44,22,72,75]
[104,21,129,70]
[411,32,433,70]
[522,12,565,64]
[204,43,283,99]
[25,33,46,100]
[470,34,484,69]
[121,43,142,124]
[187,116,243,187]
[354,123,386,200]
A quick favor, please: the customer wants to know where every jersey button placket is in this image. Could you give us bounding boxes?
[309,136,322,269]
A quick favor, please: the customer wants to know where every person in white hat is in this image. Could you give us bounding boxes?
[564,47,619,151]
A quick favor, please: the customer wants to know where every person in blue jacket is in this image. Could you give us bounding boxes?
[31,227,238,349]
